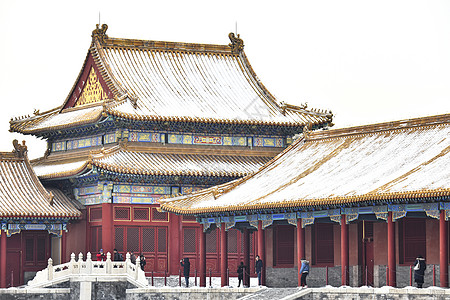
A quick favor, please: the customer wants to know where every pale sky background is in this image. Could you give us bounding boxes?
[1,0,450,159]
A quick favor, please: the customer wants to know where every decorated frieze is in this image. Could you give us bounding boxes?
[74,185,102,205]
[181,186,207,195]
[112,183,173,204]
[104,130,122,144]
[197,202,450,230]
[129,130,162,143]
[1,222,67,237]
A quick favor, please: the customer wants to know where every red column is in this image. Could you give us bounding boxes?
[61,230,67,263]
[341,215,349,286]
[440,210,448,287]
[220,223,228,287]
[102,203,113,255]
[199,229,206,287]
[243,228,250,287]
[0,230,6,288]
[387,211,396,287]
[297,219,305,287]
[257,220,266,286]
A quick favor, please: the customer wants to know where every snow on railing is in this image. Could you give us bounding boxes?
[27,252,147,288]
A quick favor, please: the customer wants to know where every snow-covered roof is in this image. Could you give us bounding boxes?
[32,144,273,180]
[10,25,332,135]
[161,114,450,215]
[0,141,81,218]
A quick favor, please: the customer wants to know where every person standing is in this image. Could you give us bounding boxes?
[180,257,191,287]
[130,252,136,264]
[139,253,146,271]
[413,255,426,288]
[255,255,263,286]
[113,249,123,261]
[237,262,245,287]
[96,249,105,261]
[299,258,310,288]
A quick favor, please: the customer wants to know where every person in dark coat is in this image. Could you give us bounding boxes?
[237,262,245,287]
[180,258,191,287]
[299,258,310,288]
[413,255,426,288]
[139,253,146,271]
[113,249,123,261]
[255,255,263,286]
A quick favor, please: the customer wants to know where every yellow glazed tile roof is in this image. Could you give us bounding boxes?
[10,26,332,134]
[0,141,81,218]
[160,114,450,215]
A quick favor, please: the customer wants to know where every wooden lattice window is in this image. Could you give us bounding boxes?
[127,227,139,252]
[134,208,149,221]
[143,227,155,253]
[206,230,217,253]
[90,208,102,222]
[182,215,197,222]
[183,228,197,253]
[399,218,426,264]
[158,227,167,253]
[312,223,334,265]
[152,208,168,222]
[115,207,131,220]
[227,229,238,253]
[90,227,102,253]
[274,225,294,266]
[115,227,124,252]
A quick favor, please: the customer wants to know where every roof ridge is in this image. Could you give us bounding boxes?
[308,113,450,141]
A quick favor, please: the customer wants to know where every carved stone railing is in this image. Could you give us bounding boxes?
[27,252,147,288]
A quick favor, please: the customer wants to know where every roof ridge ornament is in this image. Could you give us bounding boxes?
[92,24,108,43]
[12,139,27,158]
[228,32,244,53]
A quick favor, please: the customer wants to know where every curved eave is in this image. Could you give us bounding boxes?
[92,161,248,178]
[161,188,450,215]
[107,108,330,127]
[37,161,92,180]
[10,106,106,135]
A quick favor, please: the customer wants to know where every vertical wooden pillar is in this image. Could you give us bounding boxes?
[220,223,228,287]
[61,230,67,263]
[102,203,113,255]
[199,229,206,287]
[341,215,349,286]
[257,220,266,286]
[0,230,6,288]
[297,218,305,287]
[387,211,396,287]
[243,228,250,287]
[440,210,448,287]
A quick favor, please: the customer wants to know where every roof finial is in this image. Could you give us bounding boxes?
[92,23,108,43]
[228,32,244,53]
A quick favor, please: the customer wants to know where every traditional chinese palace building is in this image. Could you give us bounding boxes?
[0,141,81,287]
[161,114,450,288]
[6,25,332,286]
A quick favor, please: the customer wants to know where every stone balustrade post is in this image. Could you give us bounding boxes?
[135,255,141,280]
[125,252,131,276]
[69,253,76,273]
[48,258,53,281]
[86,252,93,274]
[77,252,83,274]
[106,252,112,273]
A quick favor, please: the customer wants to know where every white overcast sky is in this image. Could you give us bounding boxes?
[1,0,450,158]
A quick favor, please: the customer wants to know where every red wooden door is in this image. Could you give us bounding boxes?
[6,250,21,287]
[364,238,374,286]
